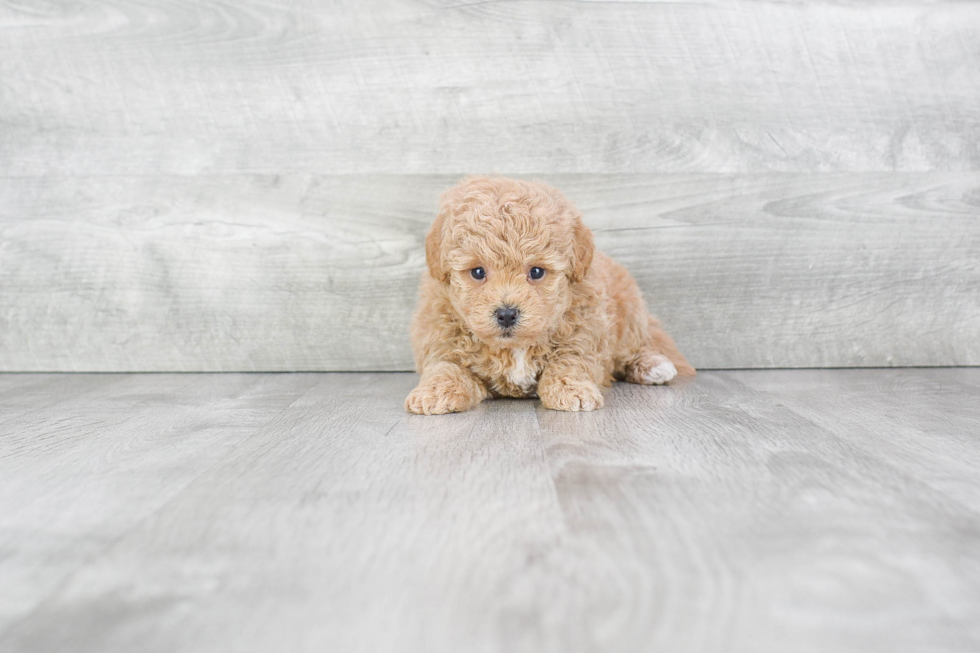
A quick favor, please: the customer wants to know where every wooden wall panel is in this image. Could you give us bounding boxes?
[2,0,978,175]
[2,174,977,371]
[1,0,978,370]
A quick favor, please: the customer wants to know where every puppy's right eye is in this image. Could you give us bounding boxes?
[470,267,486,280]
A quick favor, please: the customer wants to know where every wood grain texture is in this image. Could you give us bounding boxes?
[1,0,979,370]
[2,173,978,371]
[1,0,978,174]
[721,368,980,508]
[0,373,321,630]
[1,370,978,652]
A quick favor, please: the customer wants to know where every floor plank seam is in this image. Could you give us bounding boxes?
[716,372,980,519]
[0,376,328,642]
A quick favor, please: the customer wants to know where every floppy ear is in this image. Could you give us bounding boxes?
[569,216,594,283]
[424,209,449,283]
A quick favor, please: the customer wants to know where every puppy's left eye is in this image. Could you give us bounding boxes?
[529,267,545,280]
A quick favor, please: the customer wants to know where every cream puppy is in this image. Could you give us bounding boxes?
[406,176,694,414]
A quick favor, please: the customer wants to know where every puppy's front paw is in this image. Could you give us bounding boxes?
[405,374,482,415]
[539,379,604,412]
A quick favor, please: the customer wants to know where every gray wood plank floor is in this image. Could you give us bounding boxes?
[1,370,978,653]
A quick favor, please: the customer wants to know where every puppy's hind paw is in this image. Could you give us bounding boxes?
[626,354,677,386]
[539,379,604,412]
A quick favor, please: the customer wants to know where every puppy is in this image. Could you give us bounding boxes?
[406,176,694,414]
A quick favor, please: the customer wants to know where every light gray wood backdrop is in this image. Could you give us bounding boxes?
[1,0,978,371]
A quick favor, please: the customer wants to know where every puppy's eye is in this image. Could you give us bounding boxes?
[528,267,545,280]
[470,267,486,280]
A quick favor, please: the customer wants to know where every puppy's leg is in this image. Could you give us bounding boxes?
[405,361,489,415]
[538,362,605,412]
[623,317,696,385]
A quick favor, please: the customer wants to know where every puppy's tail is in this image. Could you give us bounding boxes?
[648,317,697,377]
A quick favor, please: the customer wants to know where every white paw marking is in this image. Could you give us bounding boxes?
[507,348,537,391]
[642,358,677,385]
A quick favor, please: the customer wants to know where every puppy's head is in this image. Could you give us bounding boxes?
[425,176,594,348]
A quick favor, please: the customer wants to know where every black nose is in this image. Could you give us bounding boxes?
[495,306,519,329]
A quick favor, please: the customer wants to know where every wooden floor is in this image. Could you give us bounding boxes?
[1,370,978,653]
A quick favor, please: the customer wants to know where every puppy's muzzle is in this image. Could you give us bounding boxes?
[494,305,519,330]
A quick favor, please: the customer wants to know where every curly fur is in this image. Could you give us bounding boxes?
[406,176,694,414]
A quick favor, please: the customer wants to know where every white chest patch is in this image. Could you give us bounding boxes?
[507,349,538,392]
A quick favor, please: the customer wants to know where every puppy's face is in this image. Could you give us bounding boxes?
[426,177,594,348]
[446,239,569,347]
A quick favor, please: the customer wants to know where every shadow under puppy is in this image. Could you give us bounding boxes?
[407,176,694,414]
